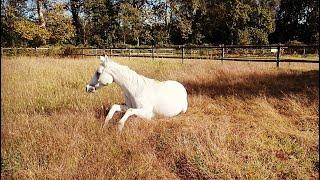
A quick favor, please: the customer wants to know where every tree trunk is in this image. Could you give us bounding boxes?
[165,0,169,27]
[136,37,139,46]
[70,0,84,45]
[37,0,46,45]
[167,5,173,44]
[37,0,46,27]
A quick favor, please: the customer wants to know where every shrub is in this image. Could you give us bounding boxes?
[61,44,78,57]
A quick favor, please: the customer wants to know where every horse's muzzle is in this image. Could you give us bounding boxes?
[85,85,96,93]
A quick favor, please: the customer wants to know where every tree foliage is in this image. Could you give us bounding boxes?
[69,0,84,44]
[1,0,318,47]
[2,0,75,47]
[13,19,50,46]
[270,0,319,44]
[45,3,75,45]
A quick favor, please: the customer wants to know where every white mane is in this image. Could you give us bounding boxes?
[107,61,156,99]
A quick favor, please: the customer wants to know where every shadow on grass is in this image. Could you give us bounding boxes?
[94,105,108,120]
[94,104,126,123]
[184,70,319,100]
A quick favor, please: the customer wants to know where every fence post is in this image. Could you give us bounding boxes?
[276,44,281,68]
[1,48,3,57]
[181,46,185,64]
[128,48,131,60]
[152,46,155,60]
[211,48,214,59]
[110,48,112,57]
[220,44,225,64]
[82,48,84,58]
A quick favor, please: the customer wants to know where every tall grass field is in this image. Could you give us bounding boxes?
[1,56,319,179]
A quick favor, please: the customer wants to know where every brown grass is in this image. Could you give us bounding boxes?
[1,56,319,179]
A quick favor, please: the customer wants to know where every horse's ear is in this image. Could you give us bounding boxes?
[104,55,111,62]
[100,55,110,66]
[99,56,105,63]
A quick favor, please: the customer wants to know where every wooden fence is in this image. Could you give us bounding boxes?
[1,44,319,67]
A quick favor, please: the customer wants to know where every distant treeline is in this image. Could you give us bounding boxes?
[1,0,319,48]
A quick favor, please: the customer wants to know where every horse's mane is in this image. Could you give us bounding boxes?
[109,61,138,76]
[108,61,155,89]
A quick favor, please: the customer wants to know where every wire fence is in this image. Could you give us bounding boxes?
[1,44,319,67]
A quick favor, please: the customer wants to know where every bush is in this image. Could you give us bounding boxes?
[284,40,307,55]
[61,44,78,57]
[285,40,305,46]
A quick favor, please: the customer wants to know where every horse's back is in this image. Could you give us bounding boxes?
[153,80,188,117]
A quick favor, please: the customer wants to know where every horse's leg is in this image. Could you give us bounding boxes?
[118,108,152,131]
[104,104,128,126]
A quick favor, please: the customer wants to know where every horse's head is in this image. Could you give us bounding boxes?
[85,55,114,93]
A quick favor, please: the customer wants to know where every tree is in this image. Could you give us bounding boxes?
[169,0,201,44]
[13,19,50,47]
[1,0,29,46]
[270,0,319,44]
[1,0,317,47]
[45,3,75,45]
[2,0,75,47]
[245,6,276,44]
[36,0,46,27]
[69,0,84,45]
[147,0,170,45]
[166,0,276,45]
[84,0,119,47]
[119,2,144,45]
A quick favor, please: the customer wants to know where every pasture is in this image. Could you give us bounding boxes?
[1,56,319,179]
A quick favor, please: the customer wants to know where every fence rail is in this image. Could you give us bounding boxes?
[1,44,319,67]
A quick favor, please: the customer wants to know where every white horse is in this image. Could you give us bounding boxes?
[85,55,188,130]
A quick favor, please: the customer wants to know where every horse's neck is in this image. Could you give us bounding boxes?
[109,62,153,96]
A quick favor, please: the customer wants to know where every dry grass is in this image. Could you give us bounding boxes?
[1,56,319,179]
